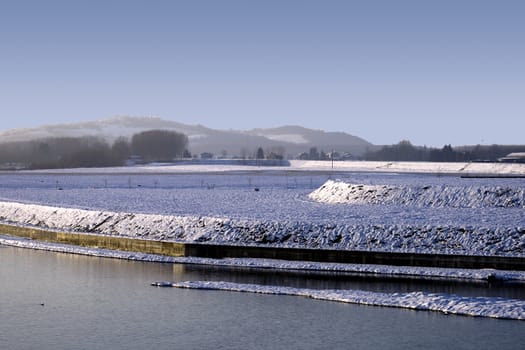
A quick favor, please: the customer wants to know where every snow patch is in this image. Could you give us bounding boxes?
[256,133,309,144]
[188,134,208,141]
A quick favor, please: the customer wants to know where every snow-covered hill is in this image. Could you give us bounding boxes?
[0,116,373,156]
[248,125,371,148]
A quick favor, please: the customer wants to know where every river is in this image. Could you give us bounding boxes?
[1,245,523,350]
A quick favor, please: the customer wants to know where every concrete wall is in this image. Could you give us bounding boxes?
[0,224,186,257]
[2,223,524,270]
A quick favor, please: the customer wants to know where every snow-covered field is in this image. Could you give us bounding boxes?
[0,168,523,257]
[1,162,524,319]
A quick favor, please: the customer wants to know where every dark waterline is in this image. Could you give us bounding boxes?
[178,264,525,300]
[1,246,523,350]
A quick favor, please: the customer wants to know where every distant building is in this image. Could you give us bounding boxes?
[498,152,525,163]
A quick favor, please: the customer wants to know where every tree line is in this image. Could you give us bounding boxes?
[0,129,188,169]
[364,140,525,162]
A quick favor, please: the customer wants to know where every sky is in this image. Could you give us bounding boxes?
[1,0,523,147]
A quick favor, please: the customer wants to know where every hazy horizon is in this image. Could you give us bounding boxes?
[1,115,525,149]
[1,0,523,147]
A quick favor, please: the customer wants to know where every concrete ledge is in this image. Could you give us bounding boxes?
[185,244,525,271]
[1,223,524,270]
[0,224,186,257]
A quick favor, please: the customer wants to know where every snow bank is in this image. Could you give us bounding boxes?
[168,281,525,320]
[1,200,524,257]
[309,179,525,208]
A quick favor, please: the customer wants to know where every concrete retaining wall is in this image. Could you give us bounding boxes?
[0,224,186,257]
[184,243,525,270]
[2,223,524,270]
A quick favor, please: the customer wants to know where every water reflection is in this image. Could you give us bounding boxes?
[174,264,525,300]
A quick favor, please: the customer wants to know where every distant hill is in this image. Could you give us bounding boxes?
[0,116,375,157]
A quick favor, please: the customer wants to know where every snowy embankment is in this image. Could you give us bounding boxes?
[309,179,525,208]
[167,281,525,320]
[0,198,524,257]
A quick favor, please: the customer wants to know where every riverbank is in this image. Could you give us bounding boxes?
[3,245,523,349]
[1,223,524,271]
[3,234,525,284]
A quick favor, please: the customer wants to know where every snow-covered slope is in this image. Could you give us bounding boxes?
[309,179,525,208]
[0,116,373,156]
[0,116,204,142]
[248,125,371,147]
[1,199,523,257]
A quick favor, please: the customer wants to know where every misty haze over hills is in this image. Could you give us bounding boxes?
[0,116,374,158]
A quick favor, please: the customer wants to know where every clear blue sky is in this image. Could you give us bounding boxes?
[1,0,523,146]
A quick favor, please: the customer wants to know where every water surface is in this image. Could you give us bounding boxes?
[1,246,523,350]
